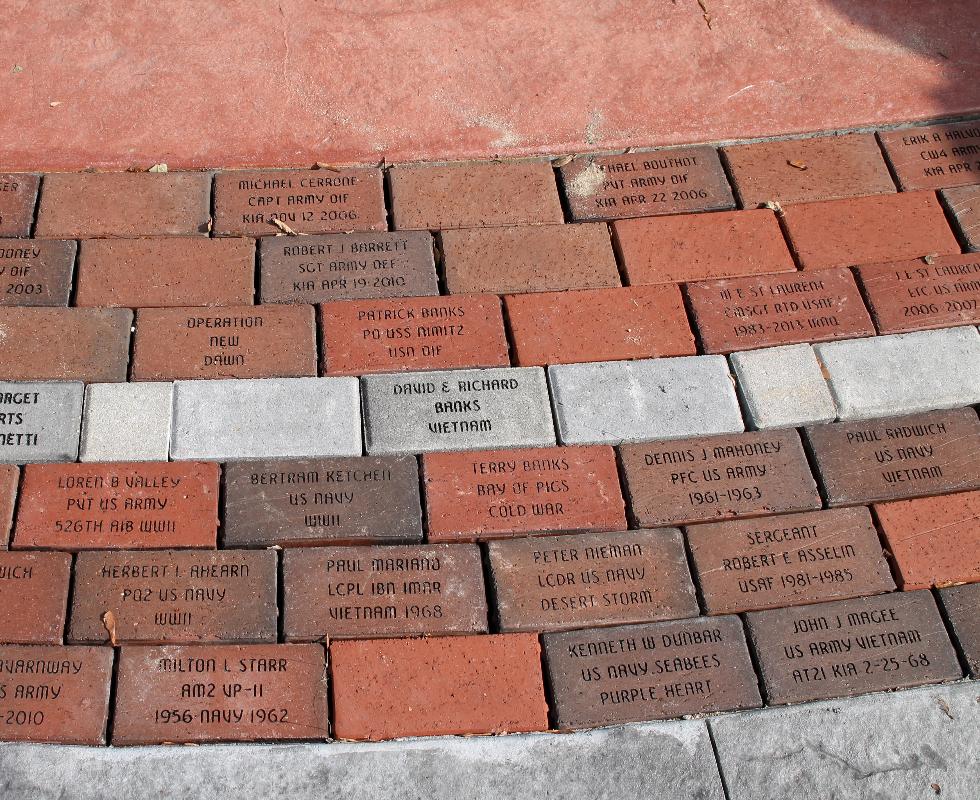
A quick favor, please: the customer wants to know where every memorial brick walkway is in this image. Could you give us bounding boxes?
[0,119,979,799]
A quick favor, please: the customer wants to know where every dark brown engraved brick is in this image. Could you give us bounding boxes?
[13,462,219,550]
[620,429,821,528]
[559,146,735,221]
[0,174,40,237]
[260,231,438,304]
[0,551,71,644]
[69,550,277,645]
[112,643,329,744]
[223,457,423,547]
[746,591,962,705]
[0,240,76,307]
[283,544,487,641]
[487,529,698,633]
[213,168,385,236]
[938,583,980,677]
[686,507,895,615]
[0,645,112,744]
[804,408,980,506]
[542,616,761,729]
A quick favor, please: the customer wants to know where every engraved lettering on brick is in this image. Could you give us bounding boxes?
[687,508,894,614]
[261,231,438,303]
[13,463,219,549]
[70,550,277,644]
[858,254,980,333]
[216,169,385,236]
[688,268,873,353]
[805,409,980,505]
[489,530,697,632]
[0,645,112,744]
[747,592,962,704]
[0,552,71,643]
[621,430,820,527]
[362,367,554,453]
[424,447,625,541]
[543,617,761,728]
[284,544,487,640]
[0,240,76,307]
[112,644,329,744]
[223,457,422,547]
[880,123,980,190]
[322,295,507,375]
[560,147,734,220]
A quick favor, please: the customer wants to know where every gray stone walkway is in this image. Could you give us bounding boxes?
[1,681,976,799]
[711,681,979,800]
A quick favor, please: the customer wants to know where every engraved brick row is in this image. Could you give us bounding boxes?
[5,409,980,545]
[1,281,976,384]
[0,557,975,743]
[0,592,972,745]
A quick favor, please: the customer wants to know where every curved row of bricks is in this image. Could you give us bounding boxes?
[0,119,978,746]
[1,402,978,743]
[0,128,978,388]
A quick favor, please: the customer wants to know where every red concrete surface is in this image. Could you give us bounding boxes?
[0,2,977,170]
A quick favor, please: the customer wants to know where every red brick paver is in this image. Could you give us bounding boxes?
[321,294,508,375]
[722,134,895,206]
[614,209,796,284]
[441,223,620,294]
[559,146,734,220]
[112,644,329,744]
[330,634,548,740]
[0,465,16,549]
[390,160,563,230]
[878,121,980,190]
[35,172,211,238]
[0,645,112,744]
[687,268,874,353]
[0,239,76,307]
[75,238,255,307]
[213,168,385,236]
[0,174,40,237]
[423,446,626,541]
[131,305,317,381]
[0,551,71,644]
[0,307,132,382]
[13,462,219,550]
[856,253,980,333]
[873,490,980,589]
[781,191,960,270]
[505,285,696,366]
